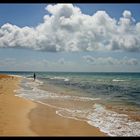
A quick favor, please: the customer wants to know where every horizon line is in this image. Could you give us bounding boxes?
[0,71,140,73]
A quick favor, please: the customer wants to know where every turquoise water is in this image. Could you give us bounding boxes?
[1,71,140,136]
[39,72,140,107]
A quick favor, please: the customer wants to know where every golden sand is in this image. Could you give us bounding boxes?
[0,74,37,136]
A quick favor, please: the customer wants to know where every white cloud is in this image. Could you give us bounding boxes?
[83,55,95,63]
[0,4,140,52]
[123,10,132,19]
[83,55,139,65]
[46,4,81,17]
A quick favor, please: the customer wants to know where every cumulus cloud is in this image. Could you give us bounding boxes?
[83,55,95,63]
[0,4,140,52]
[83,55,139,65]
[123,10,132,18]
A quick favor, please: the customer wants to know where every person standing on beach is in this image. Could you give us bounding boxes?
[33,72,36,81]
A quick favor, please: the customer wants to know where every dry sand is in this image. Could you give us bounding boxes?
[0,74,107,136]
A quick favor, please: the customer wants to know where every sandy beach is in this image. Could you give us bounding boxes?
[0,74,37,136]
[0,74,107,136]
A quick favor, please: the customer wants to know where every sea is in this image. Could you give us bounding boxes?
[1,71,140,136]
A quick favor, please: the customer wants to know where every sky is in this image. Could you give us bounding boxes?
[0,3,140,72]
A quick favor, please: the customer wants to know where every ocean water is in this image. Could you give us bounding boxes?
[1,71,140,136]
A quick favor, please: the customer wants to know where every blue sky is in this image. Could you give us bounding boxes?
[0,4,140,27]
[0,3,140,72]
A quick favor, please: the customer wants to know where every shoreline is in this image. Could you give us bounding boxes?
[28,101,107,136]
[0,74,107,136]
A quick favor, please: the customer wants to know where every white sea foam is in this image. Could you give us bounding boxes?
[24,79,43,87]
[44,95,100,101]
[87,104,140,136]
[50,76,69,81]
[56,110,88,121]
[9,74,26,78]
[112,79,126,82]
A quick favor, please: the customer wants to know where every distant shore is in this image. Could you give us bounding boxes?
[0,74,107,136]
